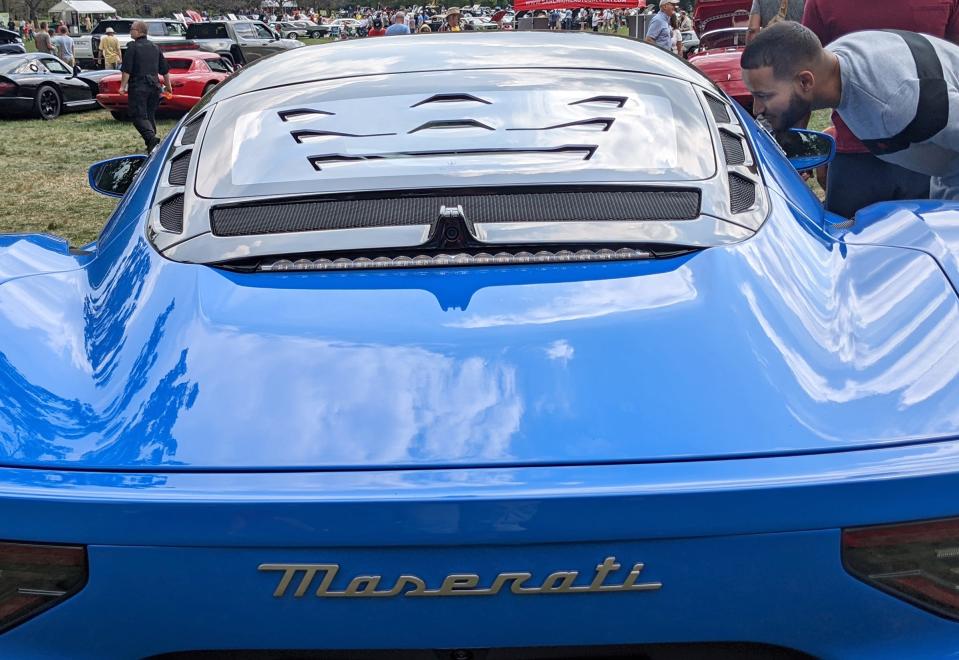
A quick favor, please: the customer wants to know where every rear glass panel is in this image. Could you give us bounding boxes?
[195,69,717,200]
[93,20,133,35]
[186,23,229,39]
[166,59,193,72]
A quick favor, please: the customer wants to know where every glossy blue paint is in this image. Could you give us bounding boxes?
[2,36,959,657]
[2,189,959,471]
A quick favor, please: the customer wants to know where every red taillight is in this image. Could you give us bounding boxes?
[0,542,86,633]
[843,517,959,620]
[0,80,16,96]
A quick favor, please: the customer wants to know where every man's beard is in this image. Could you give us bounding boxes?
[767,91,812,131]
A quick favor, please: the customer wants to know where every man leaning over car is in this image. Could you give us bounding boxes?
[801,0,959,217]
[119,20,172,154]
[741,22,959,205]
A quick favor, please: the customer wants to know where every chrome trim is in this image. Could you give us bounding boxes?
[259,556,661,599]
[474,217,752,245]
[164,225,433,263]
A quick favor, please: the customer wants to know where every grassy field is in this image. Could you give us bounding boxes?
[3,36,328,246]
[0,111,178,245]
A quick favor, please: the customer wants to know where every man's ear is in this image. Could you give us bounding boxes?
[796,70,816,93]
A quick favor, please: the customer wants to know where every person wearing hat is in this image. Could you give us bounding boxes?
[100,26,121,70]
[440,7,463,32]
[645,0,678,51]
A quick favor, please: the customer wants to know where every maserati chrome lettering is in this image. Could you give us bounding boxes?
[259,556,662,598]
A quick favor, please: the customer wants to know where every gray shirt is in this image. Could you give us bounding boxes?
[33,30,52,54]
[830,31,959,185]
[749,0,805,25]
[52,34,73,62]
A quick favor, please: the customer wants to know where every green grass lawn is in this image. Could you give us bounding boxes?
[0,110,178,245]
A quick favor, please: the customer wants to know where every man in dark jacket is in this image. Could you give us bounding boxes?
[118,21,171,153]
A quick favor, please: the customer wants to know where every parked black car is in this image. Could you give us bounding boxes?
[0,53,114,119]
[0,28,25,55]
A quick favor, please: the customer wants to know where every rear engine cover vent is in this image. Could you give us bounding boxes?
[159,194,185,233]
[728,174,756,213]
[180,114,204,145]
[168,151,191,186]
[706,95,731,124]
[719,131,746,165]
[210,189,702,238]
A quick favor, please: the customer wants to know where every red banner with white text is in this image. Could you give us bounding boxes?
[513,0,645,11]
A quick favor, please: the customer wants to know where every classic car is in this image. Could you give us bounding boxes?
[688,27,751,110]
[184,20,303,68]
[273,20,328,39]
[463,14,500,30]
[95,50,233,120]
[73,19,189,69]
[0,28,25,55]
[3,32,959,658]
[0,53,115,119]
[693,0,750,33]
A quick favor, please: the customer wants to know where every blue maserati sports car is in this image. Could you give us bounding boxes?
[2,32,959,659]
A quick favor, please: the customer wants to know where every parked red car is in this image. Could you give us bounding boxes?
[688,27,752,112]
[96,50,233,119]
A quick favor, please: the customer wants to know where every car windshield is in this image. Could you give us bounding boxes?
[93,20,133,35]
[186,23,229,39]
[698,29,747,50]
[194,68,718,200]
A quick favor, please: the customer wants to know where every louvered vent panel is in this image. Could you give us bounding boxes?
[706,95,731,124]
[168,151,191,186]
[180,115,204,145]
[720,131,746,166]
[211,189,702,237]
[728,174,756,214]
[159,194,184,233]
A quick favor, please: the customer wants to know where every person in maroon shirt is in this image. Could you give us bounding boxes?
[801,0,959,217]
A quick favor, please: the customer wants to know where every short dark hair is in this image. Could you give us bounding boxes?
[741,21,824,79]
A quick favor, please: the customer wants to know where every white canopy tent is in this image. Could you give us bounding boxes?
[48,0,115,34]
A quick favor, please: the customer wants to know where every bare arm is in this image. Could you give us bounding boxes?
[163,72,171,93]
[745,13,761,44]
[119,71,129,93]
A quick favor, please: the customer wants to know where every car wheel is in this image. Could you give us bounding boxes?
[110,111,129,121]
[35,85,61,120]
[310,30,321,38]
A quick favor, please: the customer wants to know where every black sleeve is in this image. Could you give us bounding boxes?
[157,49,169,75]
[121,42,135,74]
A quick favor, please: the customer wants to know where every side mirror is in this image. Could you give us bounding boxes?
[72,64,81,77]
[88,155,147,198]
[778,128,836,173]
